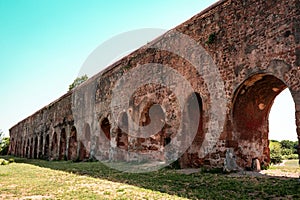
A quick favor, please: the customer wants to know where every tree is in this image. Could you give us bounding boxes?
[0,130,9,155]
[280,140,295,150]
[0,137,9,155]
[68,75,88,91]
[269,140,282,164]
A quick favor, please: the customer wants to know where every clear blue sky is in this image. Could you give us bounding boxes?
[0,0,297,141]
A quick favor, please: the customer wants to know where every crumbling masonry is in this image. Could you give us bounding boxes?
[9,0,300,169]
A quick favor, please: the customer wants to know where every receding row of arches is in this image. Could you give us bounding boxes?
[9,73,299,169]
[11,126,81,161]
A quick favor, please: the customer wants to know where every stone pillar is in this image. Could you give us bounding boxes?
[296,110,300,165]
[291,91,300,165]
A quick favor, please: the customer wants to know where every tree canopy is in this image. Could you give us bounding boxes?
[0,130,9,155]
[68,75,88,91]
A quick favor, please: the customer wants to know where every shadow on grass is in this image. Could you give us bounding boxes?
[2,156,300,199]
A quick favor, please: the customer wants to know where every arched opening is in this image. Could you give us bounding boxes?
[14,139,17,156]
[269,89,297,141]
[59,128,67,160]
[116,112,129,150]
[39,134,43,158]
[130,102,167,162]
[34,136,38,159]
[26,138,30,158]
[231,73,296,169]
[29,138,33,158]
[179,92,204,168]
[68,126,78,161]
[51,132,58,160]
[96,118,111,160]
[18,138,22,156]
[22,139,26,157]
[79,123,91,161]
[45,134,50,159]
[100,118,111,140]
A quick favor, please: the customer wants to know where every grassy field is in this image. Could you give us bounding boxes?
[0,156,299,199]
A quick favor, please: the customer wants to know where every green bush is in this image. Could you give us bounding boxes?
[269,141,282,164]
[281,148,294,156]
[0,158,9,165]
[0,137,10,155]
[282,154,298,160]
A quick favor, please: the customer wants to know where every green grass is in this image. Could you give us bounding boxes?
[284,160,299,168]
[268,159,300,174]
[0,156,299,199]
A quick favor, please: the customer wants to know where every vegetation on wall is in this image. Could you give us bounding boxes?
[68,74,88,91]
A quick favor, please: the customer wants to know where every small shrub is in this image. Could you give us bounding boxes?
[282,154,298,160]
[0,137,10,155]
[0,158,9,165]
[269,141,282,164]
[205,32,216,45]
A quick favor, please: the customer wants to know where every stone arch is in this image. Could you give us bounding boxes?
[79,123,91,161]
[68,126,78,161]
[116,112,129,150]
[26,138,30,158]
[100,117,111,140]
[96,117,111,160]
[179,92,204,168]
[39,134,43,158]
[51,132,58,160]
[23,139,26,157]
[12,138,16,155]
[33,136,38,159]
[45,134,50,159]
[29,138,33,158]
[59,128,67,160]
[133,103,166,161]
[231,73,296,169]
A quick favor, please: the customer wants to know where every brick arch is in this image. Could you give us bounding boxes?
[44,134,50,160]
[26,138,30,158]
[100,117,111,140]
[51,132,58,160]
[179,92,204,168]
[79,123,91,161]
[29,137,34,158]
[33,136,38,159]
[134,103,166,160]
[39,134,43,158]
[231,73,296,168]
[59,128,67,160]
[116,112,129,150]
[68,126,78,161]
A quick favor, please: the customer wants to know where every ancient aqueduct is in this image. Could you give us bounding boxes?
[9,0,300,170]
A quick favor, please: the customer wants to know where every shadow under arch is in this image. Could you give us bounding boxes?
[231,73,296,169]
[51,132,58,160]
[59,128,67,160]
[116,112,129,151]
[178,92,204,168]
[44,134,50,160]
[68,126,78,161]
[94,117,111,160]
[79,123,91,161]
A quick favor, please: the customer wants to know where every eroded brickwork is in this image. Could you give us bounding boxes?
[9,0,300,169]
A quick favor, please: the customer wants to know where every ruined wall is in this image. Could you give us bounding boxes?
[9,93,76,160]
[9,0,300,169]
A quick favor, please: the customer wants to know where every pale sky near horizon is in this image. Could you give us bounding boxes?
[0,0,297,141]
